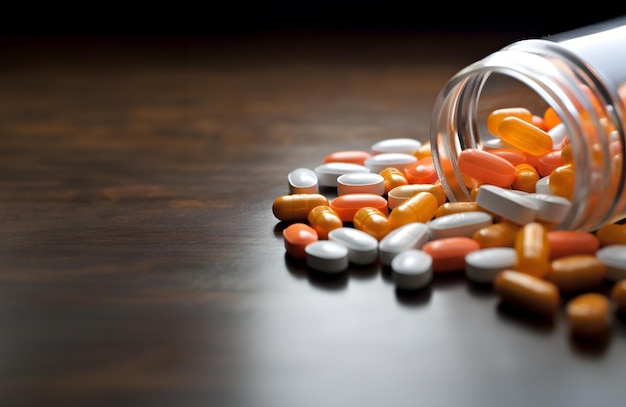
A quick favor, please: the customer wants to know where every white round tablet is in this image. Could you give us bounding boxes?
[328,227,379,265]
[371,137,422,155]
[464,247,518,284]
[595,244,626,282]
[427,211,493,240]
[475,184,538,225]
[336,172,385,196]
[364,153,417,173]
[314,162,370,187]
[378,222,430,266]
[391,249,433,290]
[287,167,319,194]
[305,240,350,273]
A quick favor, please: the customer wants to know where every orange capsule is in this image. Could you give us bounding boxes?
[531,114,549,132]
[566,293,611,338]
[595,223,626,246]
[436,201,490,218]
[323,150,371,166]
[486,107,533,136]
[422,236,480,273]
[404,156,439,184]
[543,106,562,130]
[610,279,626,314]
[353,206,392,241]
[560,143,574,165]
[545,254,606,293]
[537,150,563,177]
[414,141,432,160]
[272,193,329,222]
[494,269,560,317]
[548,163,575,200]
[472,221,521,248]
[546,230,600,259]
[457,148,516,187]
[329,193,388,222]
[490,148,527,166]
[512,163,539,193]
[283,223,318,259]
[514,222,550,278]
[307,205,343,240]
[498,116,554,157]
[387,184,447,209]
[388,191,438,230]
[379,167,408,194]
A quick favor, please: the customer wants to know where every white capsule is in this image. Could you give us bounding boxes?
[314,162,370,187]
[371,137,422,155]
[475,184,538,225]
[305,240,349,273]
[595,244,626,282]
[524,193,572,223]
[337,172,385,196]
[378,222,430,266]
[391,249,433,290]
[287,167,319,194]
[364,153,417,173]
[464,247,518,284]
[328,227,378,265]
[427,211,493,240]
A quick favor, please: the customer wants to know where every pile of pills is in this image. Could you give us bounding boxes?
[271,104,626,341]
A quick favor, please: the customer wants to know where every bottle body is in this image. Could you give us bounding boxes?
[431,17,626,231]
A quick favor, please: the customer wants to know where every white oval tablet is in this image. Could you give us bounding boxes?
[337,172,385,196]
[378,222,430,266]
[595,244,626,282]
[371,138,422,155]
[328,227,378,265]
[475,184,537,225]
[305,240,349,273]
[314,162,370,187]
[524,193,572,223]
[287,167,319,194]
[464,247,518,284]
[535,176,552,195]
[364,153,417,173]
[391,249,433,290]
[427,211,493,240]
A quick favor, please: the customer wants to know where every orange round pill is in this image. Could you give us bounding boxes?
[422,236,480,273]
[283,223,319,259]
[566,293,611,338]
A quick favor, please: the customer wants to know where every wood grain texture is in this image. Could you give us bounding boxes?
[1,32,625,407]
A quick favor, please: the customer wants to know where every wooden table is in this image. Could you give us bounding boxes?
[1,31,625,407]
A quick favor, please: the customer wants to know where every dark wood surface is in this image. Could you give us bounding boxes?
[1,32,625,407]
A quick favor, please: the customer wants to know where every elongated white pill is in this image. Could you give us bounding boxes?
[337,172,385,196]
[391,249,433,290]
[314,162,370,187]
[305,240,349,273]
[596,244,626,282]
[476,184,537,225]
[524,193,572,223]
[328,227,378,265]
[371,138,422,155]
[427,211,493,240]
[465,247,518,284]
[364,153,417,173]
[378,222,430,266]
[288,167,319,194]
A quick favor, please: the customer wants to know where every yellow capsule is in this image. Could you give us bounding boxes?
[610,279,626,314]
[486,107,533,136]
[560,143,574,165]
[566,293,611,338]
[494,270,560,318]
[307,205,343,240]
[414,141,433,160]
[388,191,438,230]
[548,163,575,200]
[595,223,626,246]
[379,167,408,194]
[272,193,329,222]
[387,183,446,209]
[545,254,606,293]
[512,163,539,193]
[436,201,491,218]
[472,221,521,248]
[497,116,554,156]
[353,206,392,241]
[514,222,550,278]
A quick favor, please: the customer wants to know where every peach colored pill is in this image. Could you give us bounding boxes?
[330,193,388,222]
[422,236,480,273]
[323,150,372,166]
[490,148,527,166]
[546,230,600,259]
[545,254,606,293]
[272,193,329,222]
[494,270,560,318]
[403,156,438,184]
[457,148,516,187]
[538,149,563,178]
[566,293,611,338]
[283,223,319,259]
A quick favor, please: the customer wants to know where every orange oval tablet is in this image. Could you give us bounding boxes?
[422,236,480,273]
[272,193,329,222]
[494,269,560,317]
[490,148,527,166]
[323,150,372,165]
[403,156,438,184]
[329,193,388,222]
[457,149,516,187]
[595,223,626,246]
[546,230,600,259]
[283,223,319,259]
[538,150,563,177]
[566,293,611,338]
[545,254,606,292]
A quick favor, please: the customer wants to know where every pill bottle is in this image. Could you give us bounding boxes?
[430,16,626,232]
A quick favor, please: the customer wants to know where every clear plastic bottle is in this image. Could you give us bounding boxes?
[430,16,626,232]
